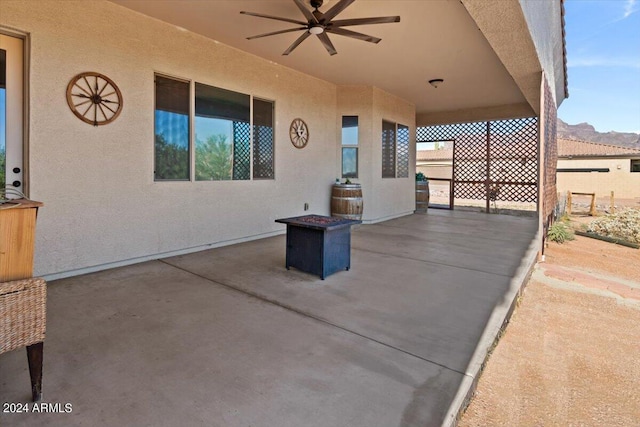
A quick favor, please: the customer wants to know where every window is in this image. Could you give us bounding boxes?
[195,83,250,181]
[397,124,409,178]
[632,159,640,173]
[154,74,275,181]
[381,121,409,178]
[382,120,396,178]
[253,99,275,179]
[154,75,190,180]
[341,116,358,178]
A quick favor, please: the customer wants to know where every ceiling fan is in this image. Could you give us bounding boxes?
[240,0,400,56]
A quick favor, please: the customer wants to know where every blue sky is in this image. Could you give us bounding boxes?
[559,0,640,133]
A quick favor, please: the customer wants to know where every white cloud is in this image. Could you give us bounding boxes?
[624,0,639,18]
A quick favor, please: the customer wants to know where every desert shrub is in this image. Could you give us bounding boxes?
[547,222,575,244]
[587,209,640,244]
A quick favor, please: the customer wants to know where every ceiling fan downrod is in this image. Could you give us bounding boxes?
[310,0,324,11]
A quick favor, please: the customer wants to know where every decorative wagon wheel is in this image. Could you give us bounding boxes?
[66,72,123,126]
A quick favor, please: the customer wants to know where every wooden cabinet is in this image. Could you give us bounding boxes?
[0,200,43,282]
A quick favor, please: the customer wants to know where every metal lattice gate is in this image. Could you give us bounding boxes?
[417,118,538,212]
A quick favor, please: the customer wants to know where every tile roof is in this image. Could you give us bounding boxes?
[417,138,640,162]
[416,149,453,162]
[558,138,640,157]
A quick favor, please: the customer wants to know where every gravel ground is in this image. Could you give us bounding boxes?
[458,234,640,427]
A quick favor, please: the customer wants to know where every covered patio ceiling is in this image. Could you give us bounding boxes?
[110,0,537,123]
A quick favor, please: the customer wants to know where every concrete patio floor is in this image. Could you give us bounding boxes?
[0,209,539,427]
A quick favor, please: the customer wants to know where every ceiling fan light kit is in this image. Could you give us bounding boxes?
[309,25,324,35]
[241,0,400,56]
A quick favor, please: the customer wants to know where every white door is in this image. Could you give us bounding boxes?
[0,34,24,199]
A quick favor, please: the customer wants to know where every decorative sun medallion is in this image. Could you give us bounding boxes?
[66,72,123,126]
[289,118,309,149]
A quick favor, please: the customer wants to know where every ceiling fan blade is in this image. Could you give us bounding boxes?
[321,0,356,22]
[240,11,307,26]
[247,27,307,40]
[317,32,337,56]
[326,27,381,44]
[293,0,318,24]
[331,16,401,27]
[283,31,312,55]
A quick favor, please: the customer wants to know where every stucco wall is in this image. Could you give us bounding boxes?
[519,0,566,105]
[371,88,416,220]
[1,0,415,278]
[337,86,415,222]
[557,158,640,199]
[336,86,374,218]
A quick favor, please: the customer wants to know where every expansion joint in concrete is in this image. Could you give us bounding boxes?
[158,259,467,377]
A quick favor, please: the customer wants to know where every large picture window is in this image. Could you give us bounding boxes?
[342,116,358,178]
[382,120,409,178]
[154,74,275,181]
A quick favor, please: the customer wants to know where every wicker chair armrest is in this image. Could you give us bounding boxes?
[0,277,47,355]
[0,277,46,296]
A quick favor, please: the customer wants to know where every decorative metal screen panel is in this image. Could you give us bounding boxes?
[382,121,396,178]
[488,118,538,202]
[397,124,409,178]
[543,78,558,220]
[417,121,486,142]
[233,121,251,180]
[418,118,538,210]
[253,125,274,179]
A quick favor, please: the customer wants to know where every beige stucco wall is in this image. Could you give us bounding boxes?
[336,85,374,217]
[337,86,416,222]
[519,0,566,105]
[1,0,416,278]
[557,158,640,199]
[371,88,416,220]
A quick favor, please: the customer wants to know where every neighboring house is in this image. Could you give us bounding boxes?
[416,148,454,181]
[557,138,640,199]
[0,0,567,279]
[418,138,640,201]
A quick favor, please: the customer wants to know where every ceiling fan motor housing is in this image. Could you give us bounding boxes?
[310,0,324,10]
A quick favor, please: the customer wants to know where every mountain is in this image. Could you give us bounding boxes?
[557,118,640,148]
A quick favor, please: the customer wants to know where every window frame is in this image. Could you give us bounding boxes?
[153,74,192,182]
[631,159,640,173]
[153,73,275,182]
[341,115,359,179]
[252,96,276,180]
[381,120,410,179]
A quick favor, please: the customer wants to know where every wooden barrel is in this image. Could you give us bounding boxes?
[415,181,430,212]
[331,184,363,220]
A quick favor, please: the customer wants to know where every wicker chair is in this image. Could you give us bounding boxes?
[0,277,46,401]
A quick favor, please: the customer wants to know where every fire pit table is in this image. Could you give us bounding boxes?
[275,214,361,280]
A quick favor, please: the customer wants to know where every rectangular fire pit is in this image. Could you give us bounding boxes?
[275,215,361,280]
